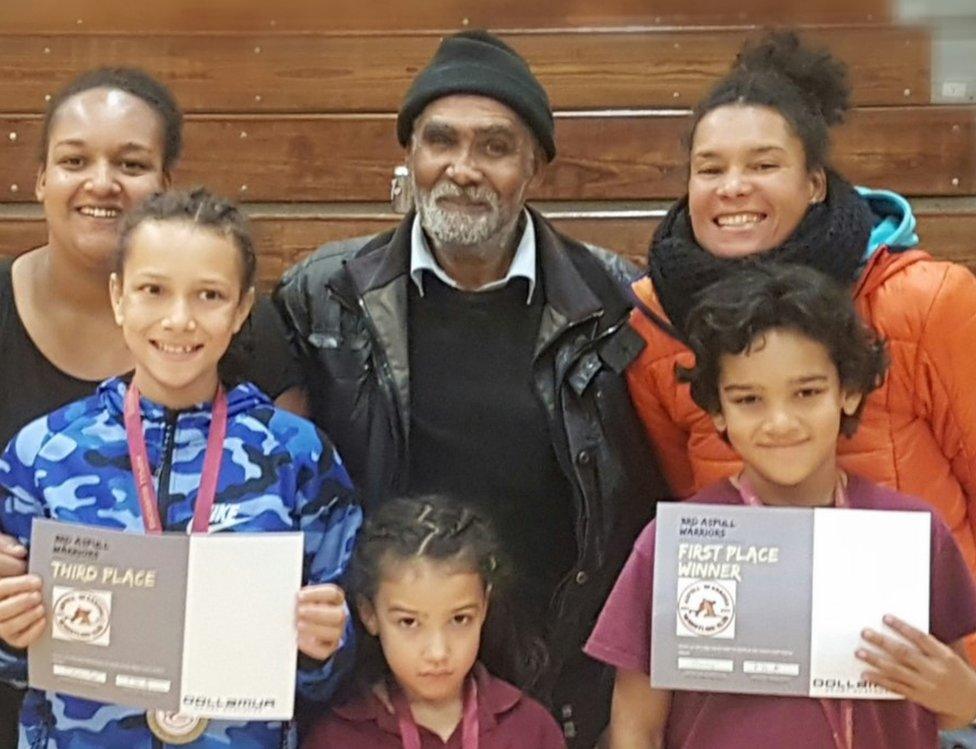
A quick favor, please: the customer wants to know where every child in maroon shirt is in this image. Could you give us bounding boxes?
[586,264,976,748]
[304,495,565,749]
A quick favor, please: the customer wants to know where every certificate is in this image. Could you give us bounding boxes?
[651,503,930,699]
[27,519,303,720]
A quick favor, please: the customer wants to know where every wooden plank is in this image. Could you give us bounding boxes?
[0,216,398,290]
[550,216,653,267]
[1,209,972,289]
[545,108,975,200]
[250,217,394,282]
[0,107,970,202]
[834,109,976,197]
[0,0,890,34]
[915,211,976,270]
[0,27,927,113]
[0,221,43,254]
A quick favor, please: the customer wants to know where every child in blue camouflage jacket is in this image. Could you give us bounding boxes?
[0,188,362,748]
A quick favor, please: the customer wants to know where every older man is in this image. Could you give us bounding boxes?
[276,30,668,746]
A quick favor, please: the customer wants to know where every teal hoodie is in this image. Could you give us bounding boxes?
[856,186,919,261]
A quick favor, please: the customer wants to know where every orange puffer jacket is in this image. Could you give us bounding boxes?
[628,247,976,584]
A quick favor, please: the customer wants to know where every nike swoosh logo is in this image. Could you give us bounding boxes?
[185,516,253,534]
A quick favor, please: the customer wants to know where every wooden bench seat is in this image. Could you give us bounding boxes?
[0,106,970,202]
[0,0,890,34]
[0,26,928,113]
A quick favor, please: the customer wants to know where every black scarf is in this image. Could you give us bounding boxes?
[647,172,873,335]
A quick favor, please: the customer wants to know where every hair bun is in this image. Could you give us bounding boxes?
[734,30,851,126]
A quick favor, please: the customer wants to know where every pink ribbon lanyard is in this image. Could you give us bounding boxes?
[734,471,852,749]
[124,384,228,535]
[393,677,479,749]
[821,699,854,749]
[734,472,849,509]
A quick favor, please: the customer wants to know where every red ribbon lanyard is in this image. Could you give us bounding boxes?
[123,384,228,535]
[392,677,479,749]
[733,471,853,749]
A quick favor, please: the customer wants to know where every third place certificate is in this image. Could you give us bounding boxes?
[28,519,303,720]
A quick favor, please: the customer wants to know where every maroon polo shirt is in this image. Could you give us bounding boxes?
[584,476,976,749]
[304,664,566,749]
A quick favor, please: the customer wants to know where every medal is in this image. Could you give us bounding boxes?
[146,711,209,744]
[127,384,227,745]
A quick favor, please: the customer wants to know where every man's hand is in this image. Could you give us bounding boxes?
[0,534,27,578]
[296,584,347,662]
[857,614,976,728]
[0,574,45,649]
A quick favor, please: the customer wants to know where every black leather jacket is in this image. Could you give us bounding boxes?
[275,208,670,747]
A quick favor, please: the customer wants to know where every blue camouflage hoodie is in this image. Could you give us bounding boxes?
[0,377,362,749]
[857,186,920,261]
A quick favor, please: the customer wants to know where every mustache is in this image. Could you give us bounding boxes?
[427,180,499,207]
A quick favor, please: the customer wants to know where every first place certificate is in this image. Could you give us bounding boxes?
[27,519,303,721]
[651,503,930,699]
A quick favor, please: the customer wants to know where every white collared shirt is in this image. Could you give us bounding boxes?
[409,210,536,304]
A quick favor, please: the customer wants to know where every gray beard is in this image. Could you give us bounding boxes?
[414,179,519,249]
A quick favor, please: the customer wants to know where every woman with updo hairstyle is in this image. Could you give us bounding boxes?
[0,68,302,741]
[627,31,976,629]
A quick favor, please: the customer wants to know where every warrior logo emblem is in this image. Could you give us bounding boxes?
[676,578,736,639]
[52,587,112,646]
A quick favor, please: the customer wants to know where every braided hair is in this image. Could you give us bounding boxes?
[347,494,548,693]
[116,187,257,293]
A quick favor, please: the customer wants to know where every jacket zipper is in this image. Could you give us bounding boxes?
[151,410,179,749]
[154,410,180,532]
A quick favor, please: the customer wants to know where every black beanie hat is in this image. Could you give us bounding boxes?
[396,30,556,161]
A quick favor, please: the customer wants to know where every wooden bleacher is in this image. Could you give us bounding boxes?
[0,0,893,32]
[0,1,972,288]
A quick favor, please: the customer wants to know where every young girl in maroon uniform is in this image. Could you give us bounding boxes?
[305,495,566,749]
[586,264,976,748]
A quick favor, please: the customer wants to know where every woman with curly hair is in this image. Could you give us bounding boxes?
[626,31,976,623]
